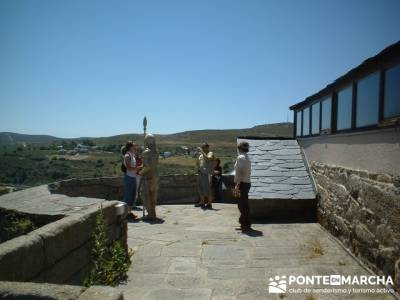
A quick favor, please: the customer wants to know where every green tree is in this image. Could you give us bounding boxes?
[223,162,231,173]
[82,139,95,146]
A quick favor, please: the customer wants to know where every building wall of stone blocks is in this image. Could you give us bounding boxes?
[0,201,126,285]
[311,162,400,287]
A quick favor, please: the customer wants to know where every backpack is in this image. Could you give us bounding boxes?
[121,162,127,173]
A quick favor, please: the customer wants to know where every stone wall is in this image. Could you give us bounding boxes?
[49,177,125,201]
[50,175,236,205]
[0,201,126,285]
[311,162,400,287]
[49,176,198,204]
[158,175,198,204]
[0,281,123,300]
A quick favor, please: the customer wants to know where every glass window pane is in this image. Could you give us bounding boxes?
[311,102,320,134]
[337,86,353,130]
[321,97,332,130]
[296,111,302,136]
[384,64,400,118]
[302,107,310,136]
[356,72,379,127]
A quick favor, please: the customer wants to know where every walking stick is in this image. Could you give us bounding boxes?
[137,178,143,216]
[142,116,147,218]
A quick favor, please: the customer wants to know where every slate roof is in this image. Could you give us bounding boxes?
[237,138,316,200]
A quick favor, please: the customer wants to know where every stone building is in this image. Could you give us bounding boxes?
[290,41,400,287]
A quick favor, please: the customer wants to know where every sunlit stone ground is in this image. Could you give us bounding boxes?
[118,204,396,300]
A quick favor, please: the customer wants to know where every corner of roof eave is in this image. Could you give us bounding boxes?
[289,102,303,110]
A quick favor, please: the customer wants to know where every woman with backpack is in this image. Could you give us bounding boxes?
[122,141,138,219]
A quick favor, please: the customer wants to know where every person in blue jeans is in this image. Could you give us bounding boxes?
[123,141,137,219]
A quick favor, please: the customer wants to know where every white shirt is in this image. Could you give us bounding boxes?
[234,153,251,184]
[124,152,137,178]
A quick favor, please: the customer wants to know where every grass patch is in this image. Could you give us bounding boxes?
[304,239,325,259]
[0,210,37,243]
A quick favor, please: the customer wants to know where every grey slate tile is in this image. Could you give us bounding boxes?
[278,162,306,169]
[269,148,301,156]
[237,138,316,200]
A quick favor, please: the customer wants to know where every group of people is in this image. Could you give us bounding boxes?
[194,142,223,209]
[121,134,159,221]
[195,141,252,232]
[121,137,253,233]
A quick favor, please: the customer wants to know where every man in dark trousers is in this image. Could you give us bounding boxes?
[234,142,252,232]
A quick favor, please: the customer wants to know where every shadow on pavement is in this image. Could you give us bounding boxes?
[141,217,165,224]
[242,229,263,237]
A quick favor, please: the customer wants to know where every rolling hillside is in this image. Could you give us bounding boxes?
[0,122,293,186]
[0,123,293,146]
[162,123,293,143]
[0,132,61,146]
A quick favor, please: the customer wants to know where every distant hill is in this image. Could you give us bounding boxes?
[0,122,293,146]
[159,122,293,144]
[0,132,61,146]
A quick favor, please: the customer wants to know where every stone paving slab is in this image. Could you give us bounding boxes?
[118,204,397,300]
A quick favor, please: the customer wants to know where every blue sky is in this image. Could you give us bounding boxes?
[1,0,399,138]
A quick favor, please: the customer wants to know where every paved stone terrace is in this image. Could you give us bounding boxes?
[118,204,396,300]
